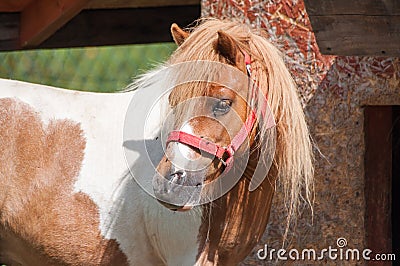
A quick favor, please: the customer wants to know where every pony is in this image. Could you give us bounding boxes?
[0,19,313,265]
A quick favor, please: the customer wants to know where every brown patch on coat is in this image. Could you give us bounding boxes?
[0,98,128,265]
[196,148,276,265]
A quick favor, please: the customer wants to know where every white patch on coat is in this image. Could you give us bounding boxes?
[168,123,200,173]
[178,123,196,160]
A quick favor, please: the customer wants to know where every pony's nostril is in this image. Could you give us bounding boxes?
[170,170,186,178]
[168,170,187,185]
[178,170,187,178]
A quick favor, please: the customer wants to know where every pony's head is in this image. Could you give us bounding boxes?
[152,19,313,222]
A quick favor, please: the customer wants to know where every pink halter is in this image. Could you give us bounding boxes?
[166,52,260,171]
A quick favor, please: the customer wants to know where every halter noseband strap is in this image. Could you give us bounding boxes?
[166,51,258,170]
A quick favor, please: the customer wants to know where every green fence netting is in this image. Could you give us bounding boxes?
[0,43,176,93]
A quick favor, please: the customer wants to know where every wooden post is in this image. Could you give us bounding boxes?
[392,106,400,257]
[364,106,392,264]
[20,0,91,48]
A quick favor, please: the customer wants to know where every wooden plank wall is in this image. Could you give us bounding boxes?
[304,0,400,56]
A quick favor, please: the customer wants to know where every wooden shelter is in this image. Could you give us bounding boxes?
[0,0,200,51]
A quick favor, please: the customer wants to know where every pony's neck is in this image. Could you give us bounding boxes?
[196,147,276,265]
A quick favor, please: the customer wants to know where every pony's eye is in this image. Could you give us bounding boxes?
[213,99,232,116]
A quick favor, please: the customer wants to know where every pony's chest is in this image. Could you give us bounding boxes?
[143,204,203,265]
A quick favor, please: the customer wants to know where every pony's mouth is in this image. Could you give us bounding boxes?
[157,200,193,212]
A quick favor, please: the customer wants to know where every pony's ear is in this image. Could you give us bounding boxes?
[171,23,189,46]
[215,31,245,72]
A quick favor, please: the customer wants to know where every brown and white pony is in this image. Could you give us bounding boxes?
[0,19,313,265]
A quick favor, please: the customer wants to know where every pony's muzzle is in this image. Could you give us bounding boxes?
[153,165,203,211]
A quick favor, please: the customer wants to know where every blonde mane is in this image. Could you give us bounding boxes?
[166,18,314,237]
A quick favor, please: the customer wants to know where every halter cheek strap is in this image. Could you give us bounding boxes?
[244,51,252,76]
[166,51,259,170]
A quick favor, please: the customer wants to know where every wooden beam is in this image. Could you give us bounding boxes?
[304,0,400,56]
[86,0,199,9]
[38,6,200,49]
[20,0,92,48]
[364,106,392,260]
[0,0,33,12]
[0,5,200,51]
[304,0,400,16]
[308,15,400,56]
